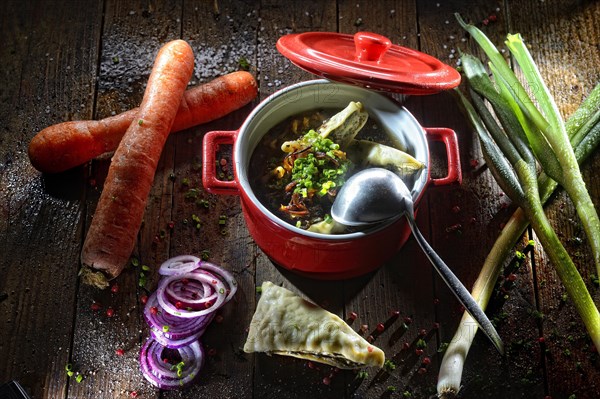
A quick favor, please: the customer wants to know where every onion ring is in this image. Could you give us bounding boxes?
[143,293,212,340]
[194,262,238,303]
[158,255,201,276]
[139,255,237,390]
[140,338,204,390]
[157,272,227,318]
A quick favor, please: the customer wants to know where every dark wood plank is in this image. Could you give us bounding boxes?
[68,1,183,398]
[508,1,600,397]
[250,2,353,399]
[415,1,547,397]
[161,1,261,398]
[1,1,599,398]
[0,1,103,399]
[336,1,442,398]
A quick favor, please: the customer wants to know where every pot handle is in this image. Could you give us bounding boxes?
[202,130,240,195]
[424,127,462,186]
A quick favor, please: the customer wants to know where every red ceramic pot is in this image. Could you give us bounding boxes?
[203,79,461,279]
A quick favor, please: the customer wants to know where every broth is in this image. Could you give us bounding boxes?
[249,106,420,233]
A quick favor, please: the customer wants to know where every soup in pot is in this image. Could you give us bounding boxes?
[248,101,425,234]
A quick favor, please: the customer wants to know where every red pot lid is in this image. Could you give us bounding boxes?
[276,31,461,95]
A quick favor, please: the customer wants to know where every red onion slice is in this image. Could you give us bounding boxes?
[150,327,206,349]
[194,262,238,303]
[143,293,212,340]
[163,278,219,310]
[159,255,201,276]
[140,338,204,390]
[139,256,237,390]
[157,272,227,318]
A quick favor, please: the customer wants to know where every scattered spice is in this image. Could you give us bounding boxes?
[445,223,462,233]
[106,307,115,317]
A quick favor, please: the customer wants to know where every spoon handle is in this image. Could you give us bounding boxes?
[405,213,505,355]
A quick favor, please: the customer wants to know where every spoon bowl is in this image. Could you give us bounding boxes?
[331,168,413,227]
[332,168,505,354]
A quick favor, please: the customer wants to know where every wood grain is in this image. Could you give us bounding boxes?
[1,1,599,398]
[0,1,102,399]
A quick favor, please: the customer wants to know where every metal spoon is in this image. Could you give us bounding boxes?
[331,168,505,355]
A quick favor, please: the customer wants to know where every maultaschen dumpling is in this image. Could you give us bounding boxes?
[243,281,385,369]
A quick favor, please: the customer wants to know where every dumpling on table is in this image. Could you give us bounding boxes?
[243,281,385,369]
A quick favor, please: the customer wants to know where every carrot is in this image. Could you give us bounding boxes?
[80,40,195,288]
[28,71,257,173]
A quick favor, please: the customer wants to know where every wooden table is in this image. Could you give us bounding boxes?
[1,1,599,398]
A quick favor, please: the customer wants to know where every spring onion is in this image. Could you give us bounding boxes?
[438,88,600,397]
[437,17,600,398]
[456,13,600,275]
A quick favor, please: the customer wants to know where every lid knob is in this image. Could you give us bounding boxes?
[354,32,392,63]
